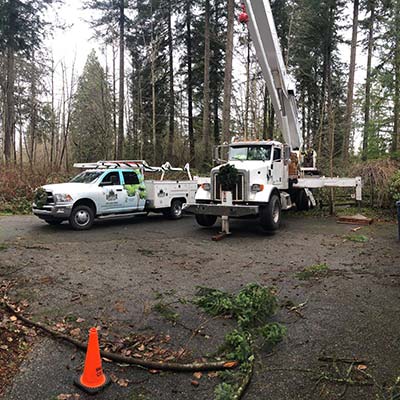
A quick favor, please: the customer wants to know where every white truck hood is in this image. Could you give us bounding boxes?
[42,183,93,194]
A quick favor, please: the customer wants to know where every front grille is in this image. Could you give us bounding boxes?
[46,191,55,205]
[213,173,245,201]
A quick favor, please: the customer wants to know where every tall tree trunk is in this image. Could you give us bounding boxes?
[317,51,329,160]
[213,92,220,145]
[362,0,375,161]
[244,31,251,140]
[167,0,175,161]
[137,64,144,160]
[151,41,157,164]
[58,60,75,171]
[343,0,359,162]
[112,42,118,159]
[262,86,269,140]
[186,0,195,161]
[327,4,335,215]
[222,0,235,143]
[268,95,275,140]
[212,0,221,145]
[202,0,211,166]
[301,95,306,144]
[392,0,400,154]
[29,52,37,170]
[4,46,15,164]
[50,56,56,168]
[117,0,125,159]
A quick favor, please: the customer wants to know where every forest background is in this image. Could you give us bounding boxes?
[1,0,400,213]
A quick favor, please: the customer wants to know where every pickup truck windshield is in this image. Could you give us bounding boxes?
[70,171,103,184]
[229,145,272,161]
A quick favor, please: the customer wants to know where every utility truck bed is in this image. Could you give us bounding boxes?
[145,180,197,209]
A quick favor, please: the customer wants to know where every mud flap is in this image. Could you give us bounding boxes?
[304,188,316,208]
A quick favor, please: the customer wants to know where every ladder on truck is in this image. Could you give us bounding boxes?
[73,160,193,181]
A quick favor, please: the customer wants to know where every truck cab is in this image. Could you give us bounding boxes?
[184,140,299,232]
[196,141,292,204]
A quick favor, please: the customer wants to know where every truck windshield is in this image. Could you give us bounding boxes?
[70,171,103,184]
[229,145,272,161]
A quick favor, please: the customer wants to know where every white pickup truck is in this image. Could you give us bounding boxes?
[32,161,197,230]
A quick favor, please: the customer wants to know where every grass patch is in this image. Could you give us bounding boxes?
[296,263,329,280]
[289,206,396,222]
[344,234,369,243]
[137,248,155,257]
[0,243,8,251]
[336,206,396,222]
[152,301,180,323]
[63,314,78,323]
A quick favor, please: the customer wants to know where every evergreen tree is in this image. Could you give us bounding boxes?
[290,0,346,170]
[70,51,114,162]
[84,0,128,159]
[126,0,170,164]
[0,0,54,164]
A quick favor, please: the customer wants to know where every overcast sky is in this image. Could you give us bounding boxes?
[48,1,98,74]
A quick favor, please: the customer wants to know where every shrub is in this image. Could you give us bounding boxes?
[0,167,71,215]
[218,164,239,191]
[389,170,400,202]
[352,160,399,208]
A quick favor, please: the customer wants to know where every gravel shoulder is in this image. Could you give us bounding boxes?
[0,213,399,400]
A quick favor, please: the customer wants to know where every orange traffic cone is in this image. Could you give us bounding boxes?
[74,327,111,394]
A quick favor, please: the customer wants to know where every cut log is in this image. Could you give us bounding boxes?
[337,214,373,226]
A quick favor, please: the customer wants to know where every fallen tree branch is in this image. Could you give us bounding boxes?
[233,356,254,400]
[318,356,368,365]
[1,299,238,373]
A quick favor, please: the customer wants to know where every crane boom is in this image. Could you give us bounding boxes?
[243,0,303,151]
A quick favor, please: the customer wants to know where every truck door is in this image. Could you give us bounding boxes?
[272,147,284,186]
[122,171,144,211]
[99,171,126,213]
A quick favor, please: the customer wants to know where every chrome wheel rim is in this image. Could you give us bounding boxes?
[272,201,280,224]
[75,210,90,226]
[173,202,182,217]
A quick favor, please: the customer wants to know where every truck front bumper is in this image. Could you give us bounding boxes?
[183,203,259,218]
[32,204,73,219]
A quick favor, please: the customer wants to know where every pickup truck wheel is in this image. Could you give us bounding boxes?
[69,205,94,230]
[164,199,184,220]
[260,194,281,232]
[195,214,217,227]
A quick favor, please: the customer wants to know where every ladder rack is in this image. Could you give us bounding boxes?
[73,160,193,181]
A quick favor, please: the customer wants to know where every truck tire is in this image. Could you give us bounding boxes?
[69,205,95,231]
[164,199,184,220]
[195,214,217,227]
[296,189,310,211]
[260,194,281,232]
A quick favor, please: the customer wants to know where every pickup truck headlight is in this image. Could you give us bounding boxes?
[251,184,264,192]
[54,194,73,203]
[201,183,211,191]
